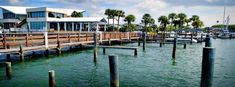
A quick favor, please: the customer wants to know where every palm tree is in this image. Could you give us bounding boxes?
[168,13,177,29]
[71,11,83,17]
[110,9,117,31]
[105,9,112,29]
[177,13,187,29]
[192,20,203,28]
[124,14,136,31]
[116,10,125,31]
[191,15,199,21]
[141,14,154,32]
[184,19,191,26]
[158,16,169,43]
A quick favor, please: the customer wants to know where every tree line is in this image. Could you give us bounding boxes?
[104,9,204,32]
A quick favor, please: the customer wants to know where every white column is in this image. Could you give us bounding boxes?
[57,22,60,31]
[44,32,48,48]
[80,22,82,32]
[47,22,50,30]
[44,22,47,31]
[72,22,74,32]
[64,22,67,32]
[88,22,90,32]
[104,23,107,32]
[28,22,31,30]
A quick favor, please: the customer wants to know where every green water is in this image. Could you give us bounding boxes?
[0,39,235,87]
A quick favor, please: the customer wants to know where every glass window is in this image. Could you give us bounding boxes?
[30,22,46,30]
[28,11,45,18]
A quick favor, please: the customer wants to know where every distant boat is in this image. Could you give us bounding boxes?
[218,29,230,39]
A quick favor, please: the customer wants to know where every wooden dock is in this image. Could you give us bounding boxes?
[0,32,140,54]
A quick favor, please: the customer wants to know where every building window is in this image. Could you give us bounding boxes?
[3,13,15,19]
[28,11,45,18]
[30,22,46,30]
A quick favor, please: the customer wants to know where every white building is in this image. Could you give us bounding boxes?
[0,6,107,32]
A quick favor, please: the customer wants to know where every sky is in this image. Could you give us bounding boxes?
[0,0,235,27]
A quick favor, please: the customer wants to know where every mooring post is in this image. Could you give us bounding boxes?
[56,33,61,55]
[201,34,203,42]
[49,70,55,87]
[6,53,11,62]
[160,42,162,47]
[142,32,146,51]
[109,55,119,87]
[190,34,193,44]
[205,34,212,47]
[19,45,24,61]
[25,33,29,47]
[5,62,12,79]
[108,38,111,46]
[184,43,187,49]
[103,48,106,55]
[93,33,98,63]
[138,38,141,46]
[134,49,137,56]
[44,32,49,56]
[201,47,215,87]
[172,36,177,59]
[3,33,7,49]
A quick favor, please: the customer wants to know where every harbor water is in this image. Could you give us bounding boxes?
[0,39,235,87]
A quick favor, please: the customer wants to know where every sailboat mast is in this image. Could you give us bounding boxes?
[223,0,227,30]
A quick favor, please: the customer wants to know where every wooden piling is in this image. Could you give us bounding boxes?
[109,55,119,87]
[138,38,140,46]
[142,32,146,51]
[19,45,24,61]
[190,34,193,44]
[183,43,187,49]
[201,47,215,87]
[205,34,211,47]
[25,33,29,47]
[172,37,177,59]
[56,41,61,55]
[3,33,7,49]
[160,42,162,47]
[134,49,137,56]
[103,48,106,55]
[6,54,11,62]
[93,33,98,63]
[49,70,55,87]
[5,62,12,79]
[108,38,111,46]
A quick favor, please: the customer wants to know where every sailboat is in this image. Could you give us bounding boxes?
[219,1,230,39]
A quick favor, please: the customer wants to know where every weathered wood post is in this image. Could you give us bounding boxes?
[108,38,111,46]
[138,38,141,46]
[44,32,49,56]
[201,47,215,87]
[205,34,211,47]
[109,55,119,87]
[142,32,146,51]
[25,33,29,47]
[19,45,24,61]
[5,62,12,79]
[93,33,98,63]
[49,70,55,87]
[134,49,137,56]
[56,33,61,55]
[172,36,177,59]
[6,53,11,62]
[183,43,187,49]
[190,34,193,44]
[160,42,162,47]
[103,48,106,55]
[3,33,7,49]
